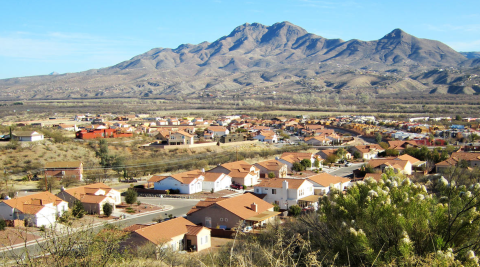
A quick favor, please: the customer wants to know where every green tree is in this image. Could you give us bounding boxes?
[72,200,85,218]
[300,159,311,169]
[125,188,138,205]
[288,205,302,217]
[268,172,276,178]
[375,133,382,143]
[353,150,361,159]
[0,219,6,231]
[313,157,320,168]
[273,203,280,212]
[102,202,113,217]
[292,162,305,172]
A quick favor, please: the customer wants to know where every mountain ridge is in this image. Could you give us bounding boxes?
[0,21,478,100]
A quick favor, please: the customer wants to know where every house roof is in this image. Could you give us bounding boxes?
[45,161,83,169]
[12,131,42,137]
[255,178,309,189]
[368,159,409,169]
[254,159,286,171]
[216,161,258,178]
[397,154,421,164]
[436,152,480,167]
[186,225,209,236]
[304,136,330,143]
[307,173,351,187]
[203,172,229,182]
[388,140,418,150]
[187,193,273,219]
[207,126,227,132]
[364,173,384,182]
[173,130,194,138]
[59,183,116,203]
[133,217,206,245]
[280,152,313,164]
[2,191,65,215]
[353,144,384,153]
[149,170,204,185]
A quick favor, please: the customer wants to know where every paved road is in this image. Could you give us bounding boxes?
[329,163,364,178]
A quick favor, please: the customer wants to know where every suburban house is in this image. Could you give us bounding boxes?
[75,128,133,139]
[124,217,211,252]
[148,170,205,194]
[435,152,480,173]
[306,173,352,195]
[254,159,288,178]
[187,193,279,229]
[204,126,229,139]
[202,172,232,192]
[304,135,332,146]
[12,131,44,142]
[367,158,412,175]
[253,178,316,210]
[387,140,419,152]
[0,192,69,227]
[56,183,121,214]
[317,149,352,162]
[45,161,84,181]
[351,144,385,160]
[253,131,278,143]
[168,130,194,145]
[278,152,318,170]
[208,161,260,186]
[397,154,426,170]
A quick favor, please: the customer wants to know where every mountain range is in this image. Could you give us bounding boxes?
[1,21,479,100]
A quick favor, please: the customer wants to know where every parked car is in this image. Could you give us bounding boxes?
[345,162,352,167]
[230,184,242,190]
[242,226,252,232]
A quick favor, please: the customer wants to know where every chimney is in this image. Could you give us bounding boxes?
[251,202,258,212]
[282,180,289,189]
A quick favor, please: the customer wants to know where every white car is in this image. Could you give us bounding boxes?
[242,226,253,232]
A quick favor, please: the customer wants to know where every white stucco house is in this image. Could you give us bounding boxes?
[149,170,205,194]
[208,161,260,186]
[0,192,68,227]
[306,173,352,195]
[56,183,121,215]
[11,131,44,142]
[202,172,232,192]
[168,130,195,145]
[253,178,315,210]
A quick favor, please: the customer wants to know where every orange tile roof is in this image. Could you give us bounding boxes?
[364,173,384,182]
[187,194,273,219]
[174,130,194,138]
[186,225,210,236]
[354,144,384,153]
[149,170,204,185]
[397,154,421,164]
[254,159,286,171]
[203,172,228,182]
[133,217,200,245]
[61,183,115,203]
[255,178,308,189]
[368,159,409,169]
[207,126,227,132]
[2,191,65,215]
[306,173,351,187]
[280,152,313,164]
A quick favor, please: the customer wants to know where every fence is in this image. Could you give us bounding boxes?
[210,228,236,238]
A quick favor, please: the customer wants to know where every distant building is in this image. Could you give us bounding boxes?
[12,131,44,142]
[45,161,84,181]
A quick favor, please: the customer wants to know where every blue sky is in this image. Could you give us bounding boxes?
[1,0,479,79]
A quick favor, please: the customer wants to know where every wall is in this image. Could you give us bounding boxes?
[187,228,211,252]
[187,205,243,230]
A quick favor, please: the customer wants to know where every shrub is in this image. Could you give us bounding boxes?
[268,172,276,178]
[39,225,46,232]
[102,202,113,217]
[273,204,280,212]
[72,200,85,218]
[243,185,247,190]
[0,219,6,231]
[125,188,138,205]
[288,205,302,217]
[137,200,141,206]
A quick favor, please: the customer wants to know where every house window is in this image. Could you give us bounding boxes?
[272,189,277,194]
[220,218,224,221]
[225,218,228,222]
